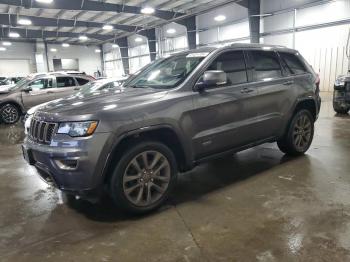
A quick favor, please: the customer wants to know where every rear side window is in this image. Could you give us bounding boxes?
[57,77,76,88]
[76,77,90,86]
[207,50,248,85]
[279,52,308,75]
[249,51,282,81]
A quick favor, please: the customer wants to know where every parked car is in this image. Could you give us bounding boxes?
[24,77,128,133]
[0,77,23,86]
[333,73,350,114]
[0,73,94,124]
[22,44,321,213]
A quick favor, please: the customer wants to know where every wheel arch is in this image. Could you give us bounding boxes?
[102,125,193,185]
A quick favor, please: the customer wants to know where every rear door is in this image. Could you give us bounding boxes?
[246,50,292,140]
[50,76,79,99]
[191,50,262,158]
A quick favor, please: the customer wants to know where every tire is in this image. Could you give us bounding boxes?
[0,103,21,124]
[277,109,314,156]
[109,140,177,214]
[333,106,349,114]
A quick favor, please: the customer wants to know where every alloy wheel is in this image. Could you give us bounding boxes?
[1,105,19,124]
[292,114,312,151]
[122,150,171,207]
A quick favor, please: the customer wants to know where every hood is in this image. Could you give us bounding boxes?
[38,87,168,116]
[0,84,15,94]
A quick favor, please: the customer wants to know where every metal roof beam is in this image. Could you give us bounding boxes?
[0,13,137,32]
[0,0,182,20]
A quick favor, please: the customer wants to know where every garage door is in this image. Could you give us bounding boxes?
[0,59,31,77]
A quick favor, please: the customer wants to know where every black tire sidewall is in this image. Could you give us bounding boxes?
[286,109,314,154]
[0,104,20,124]
[109,141,177,214]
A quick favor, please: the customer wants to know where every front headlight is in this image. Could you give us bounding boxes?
[57,121,98,137]
[335,76,346,87]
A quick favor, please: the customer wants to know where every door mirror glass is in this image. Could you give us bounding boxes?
[194,70,227,91]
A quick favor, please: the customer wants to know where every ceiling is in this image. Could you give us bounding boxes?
[0,0,243,45]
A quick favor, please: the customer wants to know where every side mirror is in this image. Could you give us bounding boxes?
[194,70,227,92]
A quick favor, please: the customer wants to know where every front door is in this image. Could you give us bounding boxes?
[21,77,56,109]
[191,50,261,159]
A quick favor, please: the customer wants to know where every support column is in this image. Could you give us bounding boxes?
[116,37,129,75]
[140,28,157,61]
[247,0,260,43]
[178,16,196,50]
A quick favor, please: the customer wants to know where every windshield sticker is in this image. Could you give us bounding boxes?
[186,52,209,58]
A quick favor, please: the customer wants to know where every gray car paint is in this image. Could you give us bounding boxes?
[23,44,321,195]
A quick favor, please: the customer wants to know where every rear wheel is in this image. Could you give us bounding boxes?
[0,104,21,124]
[277,110,314,156]
[109,141,177,214]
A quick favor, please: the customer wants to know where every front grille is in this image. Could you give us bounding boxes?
[29,118,58,144]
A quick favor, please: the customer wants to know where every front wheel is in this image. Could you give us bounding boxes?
[0,104,21,124]
[277,110,314,156]
[109,141,177,214]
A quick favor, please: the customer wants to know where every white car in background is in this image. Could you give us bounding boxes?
[24,77,128,134]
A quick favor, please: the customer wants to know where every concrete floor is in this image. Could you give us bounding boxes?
[1,93,350,262]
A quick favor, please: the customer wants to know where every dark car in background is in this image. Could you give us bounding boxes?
[333,73,350,114]
[0,77,23,86]
[0,73,94,124]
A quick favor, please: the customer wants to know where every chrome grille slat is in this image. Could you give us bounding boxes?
[29,118,57,144]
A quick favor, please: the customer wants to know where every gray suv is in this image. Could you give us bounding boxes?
[0,73,93,124]
[22,44,321,213]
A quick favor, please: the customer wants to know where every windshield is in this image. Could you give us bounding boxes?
[79,80,123,94]
[125,53,207,89]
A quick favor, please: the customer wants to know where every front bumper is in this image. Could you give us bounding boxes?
[333,88,350,108]
[22,132,112,195]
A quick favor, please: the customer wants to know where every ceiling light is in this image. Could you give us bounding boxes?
[50,48,57,52]
[79,35,88,41]
[135,37,143,42]
[112,44,119,48]
[166,28,176,34]
[141,7,155,14]
[103,24,113,30]
[18,18,32,25]
[0,47,6,51]
[2,42,11,46]
[250,13,273,17]
[9,32,20,38]
[95,49,101,53]
[62,43,70,47]
[36,0,54,3]
[214,15,226,22]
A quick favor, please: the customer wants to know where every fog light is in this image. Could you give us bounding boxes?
[55,159,78,170]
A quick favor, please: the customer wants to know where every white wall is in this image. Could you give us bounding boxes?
[0,42,36,76]
[46,44,102,76]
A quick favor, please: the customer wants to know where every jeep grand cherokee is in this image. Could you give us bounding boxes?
[22,44,321,213]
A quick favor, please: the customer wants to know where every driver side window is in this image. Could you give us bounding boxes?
[29,78,53,90]
[207,50,248,87]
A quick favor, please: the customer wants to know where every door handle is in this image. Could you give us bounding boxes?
[46,91,54,94]
[240,87,254,94]
[74,87,80,90]
[283,80,294,86]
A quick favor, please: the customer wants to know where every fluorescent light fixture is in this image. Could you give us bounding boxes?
[250,13,273,17]
[2,42,11,46]
[36,0,54,3]
[166,28,176,34]
[18,18,32,25]
[95,49,101,53]
[112,44,119,48]
[79,35,88,41]
[214,15,226,22]
[9,32,20,38]
[135,37,143,42]
[141,7,155,14]
[50,48,57,52]
[62,43,70,47]
[0,47,6,51]
[103,24,113,30]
